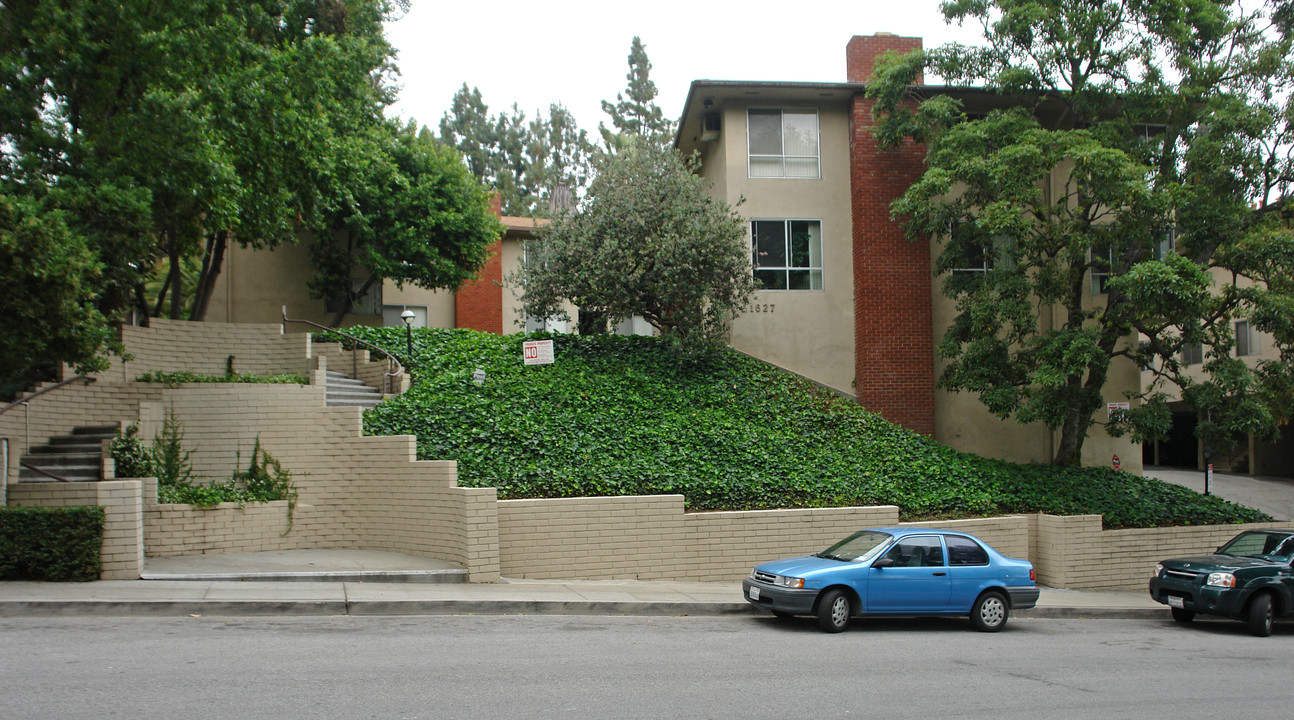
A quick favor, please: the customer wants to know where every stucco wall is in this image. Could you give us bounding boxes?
[718,102,858,395]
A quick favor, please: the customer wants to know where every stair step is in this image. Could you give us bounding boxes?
[31,442,103,454]
[327,397,382,408]
[71,425,119,436]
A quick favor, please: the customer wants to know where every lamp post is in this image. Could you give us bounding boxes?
[1203,445,1213,496]
[400,309,415,359]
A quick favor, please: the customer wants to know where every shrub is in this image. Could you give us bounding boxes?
[136,371,307,386]
[0,506,104,581]
[109,422,154,478]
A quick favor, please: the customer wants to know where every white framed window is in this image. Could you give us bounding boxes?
[747,109,820,179]
[1154,227,1177,261]
[752,219,823,290]
[1236,320,1260,357]
[1181,343,1204,365]
[383,305,427,328]
[1090,244,1115,295]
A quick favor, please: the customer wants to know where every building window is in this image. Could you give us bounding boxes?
[950,224,996,274]
[325,280,382,316]
[1154,227,1177,261]
[383,305,427,328]
[1181,343,1204,365]
[1236,320,1260,357]
[752,219,823,290]
[1090,243,1116,295]
[747,109,820,179]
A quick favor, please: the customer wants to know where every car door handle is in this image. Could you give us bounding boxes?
[932,572,946,576]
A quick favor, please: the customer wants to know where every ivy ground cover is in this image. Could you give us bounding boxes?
[329,328,1269,529]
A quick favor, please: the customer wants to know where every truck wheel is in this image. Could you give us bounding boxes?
[1171,607,1195,623]
[1247,593,1273,637]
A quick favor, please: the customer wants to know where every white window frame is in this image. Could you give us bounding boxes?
[751,218,824,291]
[747,108,821,179]
[1236,320,1260,357]
[1090,245,1116,295]
[1181,343,1204,366]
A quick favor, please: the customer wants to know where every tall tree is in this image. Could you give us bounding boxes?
[514,141,753,355]
[599,36,675,151]
[309,120,504,326]
[1,0,496,380]
[869,0,1294,465]
[439,87,593,215]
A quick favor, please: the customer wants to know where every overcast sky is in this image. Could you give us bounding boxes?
[382,0,983,134]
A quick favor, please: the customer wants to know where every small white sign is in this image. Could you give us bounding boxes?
[1107,402,1130,418]
[522,339,554,366]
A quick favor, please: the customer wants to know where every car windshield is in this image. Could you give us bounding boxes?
[1217,531,1294,560]
[816,531,893,562]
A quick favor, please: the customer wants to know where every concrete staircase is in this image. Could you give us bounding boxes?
[324,371,383,409]
[19,425,116,482]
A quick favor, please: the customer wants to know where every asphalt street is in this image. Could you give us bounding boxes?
[2,615,1290,720]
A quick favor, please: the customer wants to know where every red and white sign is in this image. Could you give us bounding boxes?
[1107,401,1130,418]
[522,339,554,366]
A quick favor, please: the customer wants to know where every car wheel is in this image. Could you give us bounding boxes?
[970,590,1009,632]
[1170,607,1195,623]
[816,589,851,633]
[1247,592,1274,637]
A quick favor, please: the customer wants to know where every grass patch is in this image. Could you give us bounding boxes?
[324,327,1270,529]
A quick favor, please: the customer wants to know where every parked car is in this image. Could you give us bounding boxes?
[1148,529,1294,637]
[742,527,1039,633]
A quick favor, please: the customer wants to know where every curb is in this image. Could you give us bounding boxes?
[0,599,1163,620]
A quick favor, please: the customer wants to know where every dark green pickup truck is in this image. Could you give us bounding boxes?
[1149,529,1294,637]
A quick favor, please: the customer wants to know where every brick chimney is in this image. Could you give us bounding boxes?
[846,33,923,84]
[455,193,505,334]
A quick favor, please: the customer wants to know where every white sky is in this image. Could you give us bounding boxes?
[382,0,982,134]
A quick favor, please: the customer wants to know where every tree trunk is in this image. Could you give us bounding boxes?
[168,239,183,320]
[326,274,378,328]
[188,231,228,321]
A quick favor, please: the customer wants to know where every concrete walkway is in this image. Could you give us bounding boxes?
[1146,466,1294,520]
[0,549,1162,620]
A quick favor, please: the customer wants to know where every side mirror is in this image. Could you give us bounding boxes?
[873,557,895,569]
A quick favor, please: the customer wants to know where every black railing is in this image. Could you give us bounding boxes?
[2,375,96,484]
[281,307,405,394]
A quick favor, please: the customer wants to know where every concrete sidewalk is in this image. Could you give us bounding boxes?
[0,549,1163,620]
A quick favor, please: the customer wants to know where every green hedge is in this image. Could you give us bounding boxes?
[324,327,1271,530]
[0,506,104,581]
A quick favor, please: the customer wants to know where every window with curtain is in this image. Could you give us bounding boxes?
[748,109,820,178]
[751,219,823,290]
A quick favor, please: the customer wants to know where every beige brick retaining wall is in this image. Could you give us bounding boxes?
[496,497,1038,582]
[135,385,499,581]
[120,318,310,378]
[7,481,143,580]
[1031,514,1286,590]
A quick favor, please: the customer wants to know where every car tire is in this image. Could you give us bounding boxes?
[970,590,1009,632]
[1247,592,1274,637]
[816,589,851,633]
[1170,607,1195,623]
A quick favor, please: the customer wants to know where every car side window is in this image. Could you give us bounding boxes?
[883,537,944,567]
[946,536,989,566]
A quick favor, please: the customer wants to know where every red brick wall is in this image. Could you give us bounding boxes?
[454,195,504,334]
[846,34,924,84]
[848,35,935,436]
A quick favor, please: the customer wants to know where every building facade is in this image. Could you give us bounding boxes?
[673,33,1143,471]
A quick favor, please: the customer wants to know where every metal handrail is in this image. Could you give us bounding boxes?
[19,460,71,483]
[2,375,97,485]
[281,306,405,394]
[0,375,96,419]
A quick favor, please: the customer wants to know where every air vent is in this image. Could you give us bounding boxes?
[700,111,721,141]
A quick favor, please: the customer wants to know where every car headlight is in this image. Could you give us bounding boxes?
[1206,572,1236,588]
[1153,563,1163,577]
[775,576,804,589]
[749,569,758,581]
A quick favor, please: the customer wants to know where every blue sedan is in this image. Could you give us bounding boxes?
[742,527,1039,632]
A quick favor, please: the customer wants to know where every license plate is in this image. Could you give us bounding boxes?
[749,586,760,601]
[1167,595,1184,609]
